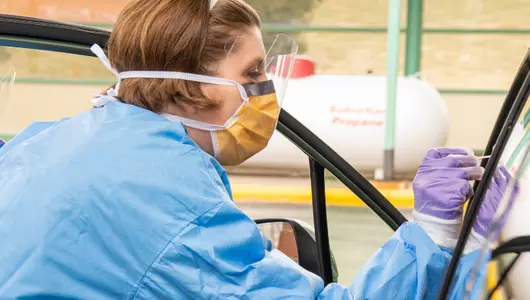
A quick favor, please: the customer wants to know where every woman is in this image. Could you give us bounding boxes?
[0,0,508,298]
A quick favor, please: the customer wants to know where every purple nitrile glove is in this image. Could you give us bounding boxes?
[412,147,484,249]
[413,147,484,219]
[0,138,4,148]
[465,166,519,254]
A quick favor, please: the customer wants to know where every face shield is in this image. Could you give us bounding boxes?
[175,32,298,128]
[262,34,298,106]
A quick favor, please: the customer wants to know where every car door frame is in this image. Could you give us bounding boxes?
[437,49,530,299]
[0,14,408,286]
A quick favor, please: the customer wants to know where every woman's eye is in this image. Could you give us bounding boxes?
[247,69,263,80]
[246,63,266,81]
[248,71,262,80]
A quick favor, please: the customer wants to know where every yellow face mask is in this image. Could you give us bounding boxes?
[160,80,280,166]
[214,80,279,166]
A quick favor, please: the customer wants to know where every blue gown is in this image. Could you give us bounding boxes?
[0,101,486,299]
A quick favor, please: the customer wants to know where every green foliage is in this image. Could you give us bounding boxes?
[245,0,323,54]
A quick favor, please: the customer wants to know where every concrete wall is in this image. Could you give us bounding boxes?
[0,84,98,135]
[0,83,504,151]
[443,94,504,149]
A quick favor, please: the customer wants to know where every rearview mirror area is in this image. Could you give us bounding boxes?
[258,221,299,263]
[255,218,339,282]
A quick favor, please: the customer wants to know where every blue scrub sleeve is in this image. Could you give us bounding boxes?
[132,196,480,300]
[349,221,486,299]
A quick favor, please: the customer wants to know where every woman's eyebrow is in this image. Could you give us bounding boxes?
[246,58,264,69]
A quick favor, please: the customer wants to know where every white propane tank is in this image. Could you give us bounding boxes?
[239,57,450,176]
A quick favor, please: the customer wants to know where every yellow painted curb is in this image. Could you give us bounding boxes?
[232,185,414,209]
[487,261,503,300]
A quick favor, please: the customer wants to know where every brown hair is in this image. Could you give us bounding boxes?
[106,0,261,112]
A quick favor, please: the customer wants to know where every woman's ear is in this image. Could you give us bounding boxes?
[164,100,198,117]
[200,83,221,105]
[180,102,200,115]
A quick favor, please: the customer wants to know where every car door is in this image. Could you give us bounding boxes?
[436,49,530,299]
[0,13,407,286]
[469,50,530,300]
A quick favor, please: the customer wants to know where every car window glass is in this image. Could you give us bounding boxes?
[230,173,314,228]
[2,1,129,28]
[461,92,530,297]
[324,173,410,285]
[257,221,299,263]
[0,46,112,140]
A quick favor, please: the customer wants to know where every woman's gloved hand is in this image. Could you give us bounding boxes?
[412,147,484,249]
[464,166,519,254]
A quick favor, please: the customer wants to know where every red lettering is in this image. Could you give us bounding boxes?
[330,106,386,115]
[331,117,384,127]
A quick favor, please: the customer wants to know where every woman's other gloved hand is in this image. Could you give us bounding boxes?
[464,166,519,254]
[0,138,4,148]
[412,147,484,249]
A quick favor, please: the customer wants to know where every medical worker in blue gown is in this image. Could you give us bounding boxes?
[0,0,508,298]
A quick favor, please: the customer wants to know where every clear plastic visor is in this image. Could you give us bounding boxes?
[199,33,298,128]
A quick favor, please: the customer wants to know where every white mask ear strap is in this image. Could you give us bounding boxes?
[119,71,249,101]
[210,0,218,10]
[90,44,118,77]
[160,113,229,131]
[90,44,122,94]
